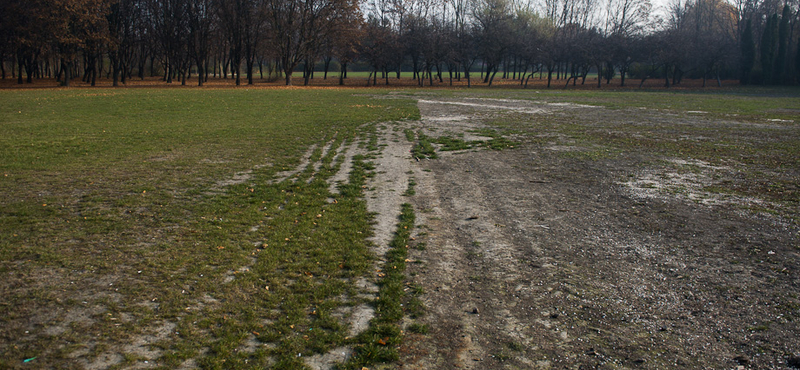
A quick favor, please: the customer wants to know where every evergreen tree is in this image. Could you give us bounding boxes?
[740,19,755,85]
[775,5,790,84]
[760,14,778,85]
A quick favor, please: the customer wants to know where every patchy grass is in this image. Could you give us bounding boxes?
[439,87,799,222]
[343,203,416,369]
[434,136,474,151]
[403,178,417,196]
[403,128,415,142]
[411,128,518,156]
[442,87,800,122]
[411,132,437,159]
[0,88,418,369]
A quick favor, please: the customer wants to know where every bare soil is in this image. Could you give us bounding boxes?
[364,97,800,369]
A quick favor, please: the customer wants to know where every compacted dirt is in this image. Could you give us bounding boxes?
[363,96,800,369]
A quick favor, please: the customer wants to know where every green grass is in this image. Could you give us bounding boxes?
[0,88,418,369]
[403,178,417,196]
[411,132,437,159]
[343,203,416,369]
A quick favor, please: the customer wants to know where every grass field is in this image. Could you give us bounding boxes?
[0,88,418,369]
[1,85,799,369]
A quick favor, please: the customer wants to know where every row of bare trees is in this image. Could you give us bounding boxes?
[1,0,798,87]
[0,0,360,86]
[357,0,799,87]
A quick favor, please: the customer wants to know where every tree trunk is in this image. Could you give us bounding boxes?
[339,62,347,85]
[25,57,34,83]
[247,58,254,85]
[112,57,120,87]
[62,60,71,87]
[55,59,62,82]
[197,59,204,86]
[448,65,453,86]
[234,61,241,85]
[17,54,24,84]
[90,59,97,86]
[519,65,528,86]
[488,66,499,86]
[597,63,602,88]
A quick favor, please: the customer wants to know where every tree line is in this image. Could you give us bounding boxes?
[1,0,798,87]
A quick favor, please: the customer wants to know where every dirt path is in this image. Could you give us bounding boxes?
[366,97,800,369]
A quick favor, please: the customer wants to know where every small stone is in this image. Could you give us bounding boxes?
[787,354,800,368]
[733,355,749,365]
[472,308,479,314]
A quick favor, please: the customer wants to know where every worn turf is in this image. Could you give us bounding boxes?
[0,88,418,369]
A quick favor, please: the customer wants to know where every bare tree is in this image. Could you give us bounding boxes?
[474,0,513,85]
[328,1,363,85]
[187,0,214,86]
[108,0,144,86]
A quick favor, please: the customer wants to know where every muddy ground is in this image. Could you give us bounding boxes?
[364,96,800,369]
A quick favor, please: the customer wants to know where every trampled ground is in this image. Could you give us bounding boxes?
[1,87,799,369]
[382,92,800,369]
